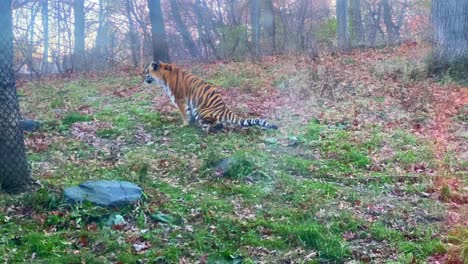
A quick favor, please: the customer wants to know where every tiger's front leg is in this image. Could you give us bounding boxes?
[186,102,196,125]
[176,100,189,127]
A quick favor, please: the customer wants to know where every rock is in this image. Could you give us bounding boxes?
[286,136,298,147]
[21,119,42,132]
[52,109,64,114]
[214,155,255,179]
[86,96,100,103]
[64,180,142,207]
[105,213,126,226]
[150,212,171,224]
[215,158,233,177]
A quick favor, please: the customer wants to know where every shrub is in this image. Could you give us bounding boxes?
[316,18,337,42]
[371,57,427,83]
[217,25,249,60]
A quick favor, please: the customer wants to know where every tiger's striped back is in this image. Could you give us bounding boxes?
[145,61,278,132]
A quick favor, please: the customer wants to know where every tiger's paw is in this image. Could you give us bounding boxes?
[213,123,224,130]
[201,124,213,134]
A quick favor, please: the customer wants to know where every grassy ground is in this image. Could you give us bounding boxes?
[1,44,466,263]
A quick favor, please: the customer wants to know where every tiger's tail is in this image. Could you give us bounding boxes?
[223,110,278,129]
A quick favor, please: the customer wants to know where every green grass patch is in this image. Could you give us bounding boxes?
[206,64,262,92]
[271,221,350,261]
[95,128,122,139]
[398,240,446,259]
[279,155,313,175]
[62,112,91,126]
[304,120,323,141]
[370,222,405,242]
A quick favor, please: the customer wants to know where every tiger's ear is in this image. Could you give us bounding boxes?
[151,61,160,71]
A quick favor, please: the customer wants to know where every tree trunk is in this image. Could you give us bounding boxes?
[125,0,139,68]
[194,0,221,60]
[128,1,152,62]
[42,0,49,74]
[227,0,239,26]
[298,0,309,51]
[27,3,38,75]
[337,0,350,51]
[250,0,261,57]
[0,0,32,194]
[194,0,207,58]
[278,5,289,51]
[381,0,395,43]
[382,0,405,44]
[73,0,85,71]
[431,0,468,70]
[63,1,74,70]
[349,0,364,47]
[263,0,276,54]
[365,1,383,47]
[55,0,62,73]
[147,0,170,62]
[108,30,116,68]
[169,0,199,58]
[95,0,109,70]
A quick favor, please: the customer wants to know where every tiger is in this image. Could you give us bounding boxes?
[144,61,278,132]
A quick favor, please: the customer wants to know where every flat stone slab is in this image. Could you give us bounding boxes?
[64,180,142,207]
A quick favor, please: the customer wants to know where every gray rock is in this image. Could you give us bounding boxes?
[286,136,299,147]
[105,213,126,226]
[64,180,142,207]
[52,109,64,114]
[86,96,100,103]
[21,119,42,132]
[214,155,255,179]
[215,158,233,177]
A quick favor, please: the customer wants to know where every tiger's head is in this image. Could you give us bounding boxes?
[145,61,172,85]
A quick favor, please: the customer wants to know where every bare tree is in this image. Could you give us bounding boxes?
[431,0,468,73]
[41,0,49,74]
[0,0,32,194]
[337,0,350,51]
[363,0,383,47]
[125,0,139,68]
[52,0,64,73]
[382,0,408,44]
[27,3,39,75]
[129,0,153,64]
[63,1,75,71]
[349,0,365,46]
[73,0,85,71]
[263,0,276,54]
[250,0,261,57]
[95,0,110,69]
[227,0,241,26]
[148,0,170,62]
[194,0,221,59]
[298,0,309,51]
[169,0,199,58]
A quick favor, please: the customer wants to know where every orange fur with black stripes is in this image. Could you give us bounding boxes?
[144,61,278,132]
